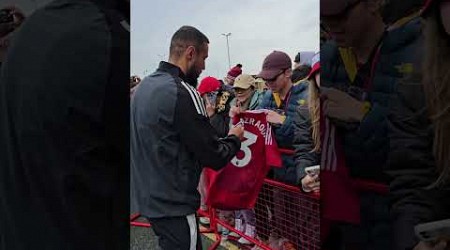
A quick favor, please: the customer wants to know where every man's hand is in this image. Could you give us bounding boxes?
[414,240,448,250]
[228,124,244,140]
[229,105,240,118]
[321,87,366,122]
[266,110,286,125]
[301,174,320,193]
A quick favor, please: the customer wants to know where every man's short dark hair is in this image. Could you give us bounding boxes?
[169,26,209,59]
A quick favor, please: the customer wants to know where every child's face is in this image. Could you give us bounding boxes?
[235,87,253,104]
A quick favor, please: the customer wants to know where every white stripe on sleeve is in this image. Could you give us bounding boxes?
[186,214,198,250]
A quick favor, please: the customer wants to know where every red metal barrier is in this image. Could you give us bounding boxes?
[210,178,321,250]
[130,148,388,250]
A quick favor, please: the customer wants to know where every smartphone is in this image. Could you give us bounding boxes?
[0,9,14,24]
[304,165,320,177]
[415,219,450,242]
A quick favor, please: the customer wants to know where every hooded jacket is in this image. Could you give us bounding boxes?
[0,0,129,249]
[321,17,423,182]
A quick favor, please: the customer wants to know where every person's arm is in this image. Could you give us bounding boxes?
[258,91,296,145]
[174,86,241,170]
[293,106,318,181]
[388,80,438,250]
[209,112,230,138]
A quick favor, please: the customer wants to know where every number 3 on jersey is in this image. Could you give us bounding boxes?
[231,131,257,168]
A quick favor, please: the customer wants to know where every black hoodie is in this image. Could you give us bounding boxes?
[0,0,129,249]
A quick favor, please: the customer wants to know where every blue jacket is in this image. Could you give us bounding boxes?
[321,17,423,182]
[258,81,309,185]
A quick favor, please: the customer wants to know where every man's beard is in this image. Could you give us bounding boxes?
[185,65,200,87]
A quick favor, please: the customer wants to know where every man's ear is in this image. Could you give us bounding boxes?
[285,68,293,78]
[185,45,196,61]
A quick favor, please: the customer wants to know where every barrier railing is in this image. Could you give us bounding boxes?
[130,148,388,250]
[213,178,321,250]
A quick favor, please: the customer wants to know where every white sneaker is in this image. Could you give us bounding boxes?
[217,225,230,235]
[199,217,210,225]
[228,219,243,238]
[228,231,240,238]
[238,224,255,245]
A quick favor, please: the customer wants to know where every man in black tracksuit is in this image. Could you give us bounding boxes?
[130,26,243,250]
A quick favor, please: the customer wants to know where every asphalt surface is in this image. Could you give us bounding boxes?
[130,225,160,250]
[130,217,229,250]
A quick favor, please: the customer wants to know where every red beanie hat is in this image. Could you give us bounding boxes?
[197,76,221,96]
[227,64,243,80]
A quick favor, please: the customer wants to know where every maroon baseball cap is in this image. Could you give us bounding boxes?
[257,51,292,80]
[321,0,360,16]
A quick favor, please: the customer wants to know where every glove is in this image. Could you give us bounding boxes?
[321,87,370,122]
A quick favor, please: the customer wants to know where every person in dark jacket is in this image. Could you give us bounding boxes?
[130,26,243,250]
[291,64,312,84]
[321,0,424,249]
[257,50,309,186]
[389,1,450,249]
[196,75,235,228]
[197,76,234,137]
[293,52,321,193]
[0,0,129,249]
[382,0,423,27]
[256,50,308,246]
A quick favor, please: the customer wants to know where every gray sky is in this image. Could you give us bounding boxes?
[131,0,319,79]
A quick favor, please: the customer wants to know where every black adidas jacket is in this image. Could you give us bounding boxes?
[130,61,241,218]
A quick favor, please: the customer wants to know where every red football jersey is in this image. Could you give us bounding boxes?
[206,110,282,210]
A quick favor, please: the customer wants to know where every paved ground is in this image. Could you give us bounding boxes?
[130,217,232,250]
[130,218,255,250]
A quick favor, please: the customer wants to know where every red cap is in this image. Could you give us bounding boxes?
[197,76,221,96]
